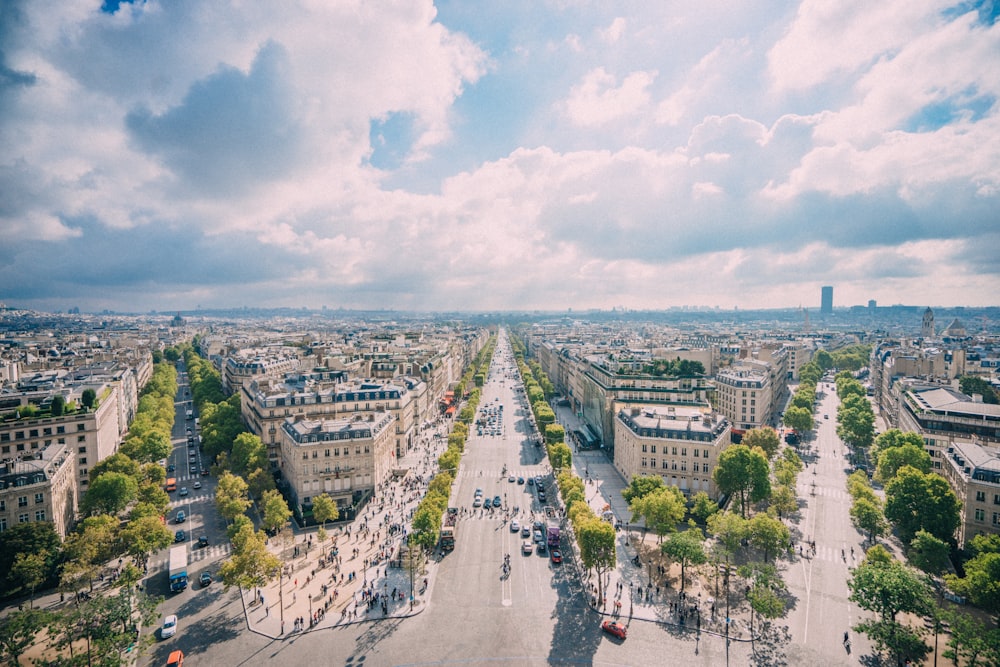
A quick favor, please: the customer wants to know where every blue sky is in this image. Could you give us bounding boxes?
[0,0,998,313]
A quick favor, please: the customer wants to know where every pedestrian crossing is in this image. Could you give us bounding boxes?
[149,543,231,571]
[455,467,548,481]
[794,544,859,564]
[168,493,213,508]
[799,484,850,502]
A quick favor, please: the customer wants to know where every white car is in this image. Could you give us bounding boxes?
[510,520,520,533]
[161,614,178,639]
[178,487,188,496]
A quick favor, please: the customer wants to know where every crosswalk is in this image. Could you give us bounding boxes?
[799,484,851,502]
[168,493,213,509]
[149,543,231,571]
[456,467,547,481]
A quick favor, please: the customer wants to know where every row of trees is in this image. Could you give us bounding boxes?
[510,338,571,472]
[834,372,876,455]
[556,471,616,605]
[409,336,495,549]
[783,379,816,434]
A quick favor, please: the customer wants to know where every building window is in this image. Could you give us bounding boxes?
[641,458,647,468]
[975,509,985,521]
[35,510,45,521]
[18,496,28,507]
[0,518,5,531]
[641,444,647,453]
[18,514,29,524]
[79,458,87,465]
[78,435,86,442]
[662,460,669,469]
[994,494,1000,506]
[681,448,687,456]
[34,493,43,504]
[977,491,987,503]
[325,449,330,457]
[77,424,85,431]
[995,513,1000,526]
[302,452,308,460]
[0,500,4,511]
[78,446,86,453]
[650,458,656,469]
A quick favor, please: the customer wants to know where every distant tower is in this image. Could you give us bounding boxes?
[922,307,935,338]
[820,286,833,314]
[868,299,877,315]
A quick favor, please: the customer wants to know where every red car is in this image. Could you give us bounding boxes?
[550,549,562,564]
[601,620,627,640]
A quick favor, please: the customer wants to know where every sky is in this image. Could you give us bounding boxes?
[1,0,998,314]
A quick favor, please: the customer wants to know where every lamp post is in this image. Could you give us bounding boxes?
[308,593,312,626]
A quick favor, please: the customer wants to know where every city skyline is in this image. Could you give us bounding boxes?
[1,1,998,313]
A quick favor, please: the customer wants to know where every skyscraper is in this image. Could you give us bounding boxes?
[821,286,833,314]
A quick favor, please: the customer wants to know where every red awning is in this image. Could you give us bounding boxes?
[445,405,456,415]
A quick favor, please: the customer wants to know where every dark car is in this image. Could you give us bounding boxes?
[197,535,209,548]
[167,464,175,473]
[199,572,212,588]
[493,495,502,508]
[601,620,627,639]
[201,468,210,476]
[174,530,186,543]
[538,490,547,503]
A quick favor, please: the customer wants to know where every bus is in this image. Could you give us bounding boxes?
[165,477,177,492]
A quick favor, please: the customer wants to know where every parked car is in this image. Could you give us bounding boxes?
[199,572,212,587]
[601,620,627,639]
[175,510,185,523]
[550,549,562,564]
[161,614,178,639]
[482,497,491,509]
[166,650,184,667]
[174,530,186,543]
[493,495,502,507]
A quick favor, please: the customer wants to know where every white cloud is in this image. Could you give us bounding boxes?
[563,67,656,127]
[600,17,627,44]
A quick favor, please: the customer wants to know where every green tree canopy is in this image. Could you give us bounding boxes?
[230,432,268,477]
[946,534,1000,621]
[850,496,888,544]
[81,471,139,516]
[660,526,707,592]
[712,445,771,517]
[783,405,814,433]
[578,518,616,605]
[707,511,748,557]
[884,466,961,544]
[875,442,931,484]
[629,486,686,541]
[691,491,719,523]
[621,475,665,503]
[311,493,339,529]
[742,427,781,460]
[261,489,292,534]
[215,471,252,522]
[747,512,790,562]
[959,375,1000,404]
[907,529,950,576]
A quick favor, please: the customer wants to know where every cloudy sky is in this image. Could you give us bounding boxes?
[1,0,998,313]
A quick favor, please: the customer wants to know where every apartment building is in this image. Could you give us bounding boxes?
[0,442,77,537]
[278,412,395,520]
[714,359,786,434]
[614,405,731,500]
[940,439,1000,546]
[242,372,427,465]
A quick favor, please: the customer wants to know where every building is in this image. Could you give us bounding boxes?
[714,360,785,435]
[922,307,935,338]
[821,286,833,315]
[278,412,396,521]
[940,439,1000,545]
[613,405,731,500]
[0,442,77,537]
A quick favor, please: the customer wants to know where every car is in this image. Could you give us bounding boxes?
[197,535,209,548]
[601,620,627,640]
[493,495,502,507]
[190,465,198,474]
[510,520,520,533]
[473,497,482,508]
[521,526,530,538]
[199,572,212,587]
[201,468,210,476]
[517,476,525,484]
[192,481,201,490]
[824,414,829,419]
[187,436,193,443]
[537,541,547,553]
[174,530,186,543]
[166,649,184,667]
[527,477,534,486]
[550,549,562,564]
[522,540,534,555]
[186,427,192,434]
[533,529,544,543]
[175,511,186,523]
[178,487,188,497]
[538,491,547,502]
[508,475,515,482]
[167,464,175,473]
[482,497,491,509]
[475,488,483,497]
[161,614,178,639]
[533,520,544,531]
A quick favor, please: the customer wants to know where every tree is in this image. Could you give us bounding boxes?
[661,526,707,592]
[215,471,252,522]
[959,375,1000,404]
[713,445,771,517]
[0,522,62,597]
[311,493,339,531]
[50,394,66,416]
[742,427,781,460]
[544,423,565,445]
[690,491,719,523]
[81,388,97,409]
[875,442,931,484]
[90,453,142,484]
[849,553,932,625]
[837,398,875,450]
[0,608,50,666]
[621,475,665,503]
[814,349,834,371]
[908,530,950,576]
[219,524,281,591]
[768,484,798,519]
[783,406,814,433]
[850,496,888,544]
[577,518,616,606]
[629,486,686,542]
[11,551,49,608]
[747,513,790,563]
[884,466,961,544]
[943,608,1000,666]
[230,432,268,477]
[261,489,292,535]
[119,515,173,572]
[81,471,139,516]
[707,511,748,557]
[738,562,786,639]
[871,429,926,462]
[245,466,276,500]
[946,534,1000,621]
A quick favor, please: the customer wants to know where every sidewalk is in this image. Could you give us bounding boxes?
[554,401,755,642]
[240,419,452,639]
